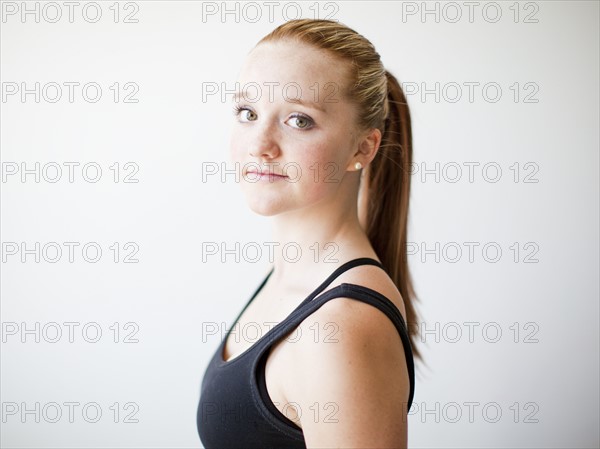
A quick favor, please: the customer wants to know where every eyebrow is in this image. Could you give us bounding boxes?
[287,96,327,113]
[232,90,327,113]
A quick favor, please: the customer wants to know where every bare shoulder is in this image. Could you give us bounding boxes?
[300,262,408,350]
[284,264,411,447]
[326,260,407,322]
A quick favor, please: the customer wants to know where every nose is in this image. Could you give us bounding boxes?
[247,122,280,160]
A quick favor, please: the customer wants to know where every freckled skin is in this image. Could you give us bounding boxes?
[229,40,365,217]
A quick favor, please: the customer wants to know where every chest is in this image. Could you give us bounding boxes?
[222,286,305,426]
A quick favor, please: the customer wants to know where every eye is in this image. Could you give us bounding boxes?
[287,113,314,130]
[233,105,257,122]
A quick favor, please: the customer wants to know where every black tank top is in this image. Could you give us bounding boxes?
[197,257,415,448]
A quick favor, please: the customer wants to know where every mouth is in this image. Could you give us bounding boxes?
[244,168,289,179]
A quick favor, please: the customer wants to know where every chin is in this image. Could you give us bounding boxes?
[244,196,290,216]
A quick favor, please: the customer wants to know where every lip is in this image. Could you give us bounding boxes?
[245,169,288,178]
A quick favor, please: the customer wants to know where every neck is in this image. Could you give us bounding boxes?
[268,187,375,289]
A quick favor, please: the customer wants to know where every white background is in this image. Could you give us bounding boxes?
[1,1,598,447]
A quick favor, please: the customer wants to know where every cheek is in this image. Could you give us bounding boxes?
[291,145,345,197]
[300,142,347,181]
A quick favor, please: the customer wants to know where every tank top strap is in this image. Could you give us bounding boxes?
[225,266,275,338]
[222,258,383,362]
[239,257,382,320]
[257,280,415,411]
[295,257,385,309]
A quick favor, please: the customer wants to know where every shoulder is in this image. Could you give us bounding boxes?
[302,261,408,353]
[328,260,408,322]
[294,268,410,379]
[284,267,410,446]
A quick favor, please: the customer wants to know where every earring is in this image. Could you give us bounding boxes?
[354,162,362,170]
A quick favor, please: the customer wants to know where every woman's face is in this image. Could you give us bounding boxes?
[229,39,361,216]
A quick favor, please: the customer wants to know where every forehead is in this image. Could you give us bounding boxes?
[237,40,351,104]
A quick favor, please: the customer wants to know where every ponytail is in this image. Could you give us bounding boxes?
[364,70,422,362]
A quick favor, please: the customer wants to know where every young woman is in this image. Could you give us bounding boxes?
[197,18,421,449]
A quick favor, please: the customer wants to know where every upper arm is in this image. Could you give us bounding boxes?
[287,297,411,448]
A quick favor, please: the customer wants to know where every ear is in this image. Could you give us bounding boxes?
[352,128,382,168]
